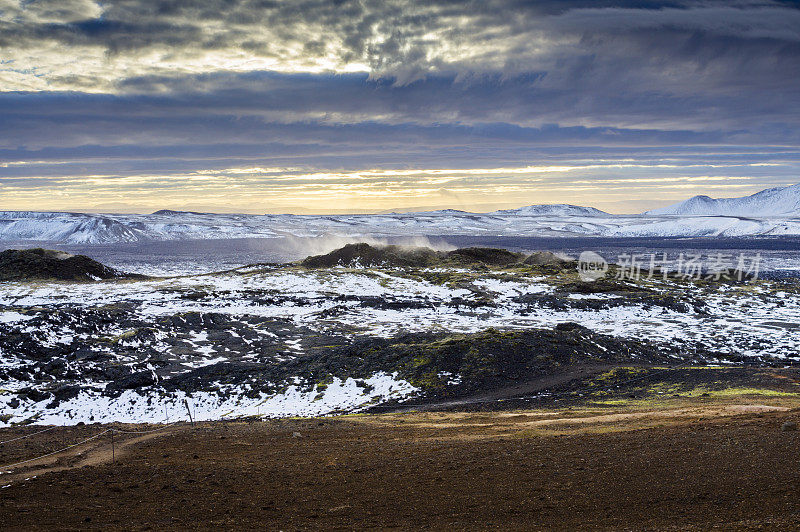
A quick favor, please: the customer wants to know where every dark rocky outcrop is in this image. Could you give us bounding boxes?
[0,248,123,281]
[302,243,441,268]
[105,370,157,392]
[301,243,528,268]
[523,251,571,267]
[556,279,647,295]
[445,247,524,266]
[312,326,693,397]
[158,325,704,399]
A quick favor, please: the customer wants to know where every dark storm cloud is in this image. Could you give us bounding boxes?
[4,1,800,85]
[1,0,799,209]
[0,75,754,159]
[0,72,797,153]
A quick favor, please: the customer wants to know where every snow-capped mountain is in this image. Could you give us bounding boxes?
[0,208,621,244]
[0,211,146,244]
[491,204,608,216]
[2,190,800,245]
[645,184,800,217]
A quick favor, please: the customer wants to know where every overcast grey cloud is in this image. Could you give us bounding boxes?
[3,0,800,89]
[0,1,798,212]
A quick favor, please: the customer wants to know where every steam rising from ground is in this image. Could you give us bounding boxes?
[277,235,456,259]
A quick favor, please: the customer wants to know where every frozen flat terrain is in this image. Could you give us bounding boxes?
[1,207,800,245]
[2,186,800,425]
[1,253,799,426]
[3,185,800,250]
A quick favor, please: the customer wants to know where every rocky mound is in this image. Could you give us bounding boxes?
[523,251,571,267]
[0,248,123,281]
[301,243,442,268]
[445,247,525,266]
[155,324,697,400]
[302,243,531,268]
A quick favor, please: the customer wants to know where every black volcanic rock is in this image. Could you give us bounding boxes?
[301,243,528,268]
[302,243,441,268]
[523,251,570,267]
[446,247,525,266]
[105,370,156,392]
[0,248,123,281]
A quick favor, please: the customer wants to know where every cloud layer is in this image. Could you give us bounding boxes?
[1,1,798,212]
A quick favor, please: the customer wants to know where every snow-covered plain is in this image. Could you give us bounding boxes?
[1,205,800,244]
[3,185,800,244]
[1,373,417,426]
[3,267,793,351]
[1,265,799,425]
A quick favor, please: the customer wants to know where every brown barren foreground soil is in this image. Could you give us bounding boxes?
[2,399,800,530]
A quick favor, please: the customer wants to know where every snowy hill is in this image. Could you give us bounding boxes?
[491,204,608,216]
[2,193,800,244]
[646,184,800,217]
[0,211,146,244]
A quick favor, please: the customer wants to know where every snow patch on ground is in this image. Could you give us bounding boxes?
[2,265,799,425]
[0,373,417,426]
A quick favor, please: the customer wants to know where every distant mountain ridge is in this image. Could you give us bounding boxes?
[0,211,145,244]
[151,209,210,216]
[645,184,800,217]
[2,187,800,244]
[491,204,608,216]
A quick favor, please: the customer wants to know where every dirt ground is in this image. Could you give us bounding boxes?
[2,397,800,530]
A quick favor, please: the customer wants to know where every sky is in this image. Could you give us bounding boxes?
[1,0,799,214]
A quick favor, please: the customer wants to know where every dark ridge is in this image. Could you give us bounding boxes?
[151,209,208,216]
[301,243,442,268]
[0,248,131,281]
[300,243,533,268]
[157,325,705,399]
[523,251,571,267]
[446,247,524,266]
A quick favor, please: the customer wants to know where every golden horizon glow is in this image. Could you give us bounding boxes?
[0,163,791,215]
